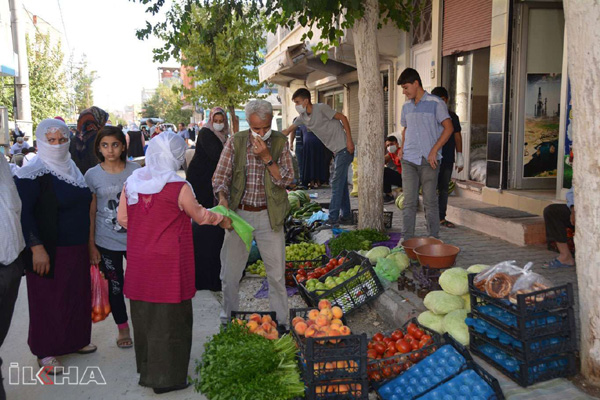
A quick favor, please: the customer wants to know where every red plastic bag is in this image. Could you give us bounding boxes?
[91,265,111,323]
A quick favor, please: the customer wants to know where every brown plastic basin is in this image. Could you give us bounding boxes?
[401,237,444,260]
[414,244,460,269]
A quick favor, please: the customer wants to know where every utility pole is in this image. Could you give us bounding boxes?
[9,0,32,136]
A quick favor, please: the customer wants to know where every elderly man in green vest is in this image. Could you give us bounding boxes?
[213,99,294,325]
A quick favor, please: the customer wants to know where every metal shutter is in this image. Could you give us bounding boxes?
[348,82,360,144]
[442,0,493,56]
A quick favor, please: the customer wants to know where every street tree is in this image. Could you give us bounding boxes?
[27,32,68,129]
[141,82,192,125]
[135,2,265,133]
[564,0,600,386]
[0,32,67,129]
[132,0,416,230]
[73,55,97,113]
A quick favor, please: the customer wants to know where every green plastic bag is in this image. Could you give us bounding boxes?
[374,257,402,283]
[209,206,255,251]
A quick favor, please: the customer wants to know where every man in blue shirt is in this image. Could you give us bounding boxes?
[398,69,454,239]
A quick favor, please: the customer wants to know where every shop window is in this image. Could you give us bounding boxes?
[412,0,432,46]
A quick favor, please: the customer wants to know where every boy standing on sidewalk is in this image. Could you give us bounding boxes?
[397,69,454,239]
[431,86,464,228]
[283,89,355,226]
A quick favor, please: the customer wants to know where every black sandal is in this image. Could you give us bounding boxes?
[440,220,456,228]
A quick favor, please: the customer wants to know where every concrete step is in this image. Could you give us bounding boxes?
[445,197,546,246]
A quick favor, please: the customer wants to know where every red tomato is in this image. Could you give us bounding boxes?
[412,328,424,339]
[374,342,386,355]
[409,352,422,363]
[297,275,307,283]
[395,339,411,354]
[306,262,313,268]
[421,334,432,343]
[387,342,397,353]
[392,365,402,375]
[419,339,429,349]
[390,330,404,341]
[404,334,415,342]
[373,332,384,342]
[338,257,346,264]
[407,322,417,332]
[382,366,393,378]
[410,340,420,350]
[371,372,382,381]
[383,337,393,345]
[307,273,317,280]
[367,341,374,349]
[384,350,396,359]
[367,349,378,359]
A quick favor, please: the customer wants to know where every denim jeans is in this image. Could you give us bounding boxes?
[437,164,453,221]
[401,157,440,239]
[329,149,354,222]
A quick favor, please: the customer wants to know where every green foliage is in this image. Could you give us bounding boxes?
[0,77,15,120]
[141,82,192,123]
[70,55,97,114]
[27,32,68,129]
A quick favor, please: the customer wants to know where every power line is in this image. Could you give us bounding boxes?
[56,0,70,51]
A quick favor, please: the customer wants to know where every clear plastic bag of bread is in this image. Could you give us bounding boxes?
[508,262,552,304]
[473,260,524,299]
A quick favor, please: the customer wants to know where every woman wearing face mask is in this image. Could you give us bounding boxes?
[383,135,403,204]
[15,119,97,374]
[186,107,230,291]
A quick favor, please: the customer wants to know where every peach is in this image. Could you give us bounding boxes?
[266,332,279,340]
[339,326,351,336]
[308,309,320,321]
[319,308,333,321]
[318,299,332,310]
[249,313,262,323]
[330,320,343,330]
[291,316,305,327]
[315,315,329,327]
[247,320,259,333]
[305,326,317,338]
[306,319,316,327]
[270,321,277,328]
[325,362,335,371]
[331,306,343,319]
[314,330,328,344]
[234,318,244,325]
[331,318,344,326]
[294,321,307,336]
[347,360,358,372]
[261,322,273,333]
[328,328,341,343]
[336,360,348,370]
[338,384,349,394]
[261,314,272,324]
[255,328,265,336]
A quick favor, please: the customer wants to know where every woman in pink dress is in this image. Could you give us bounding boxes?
[117,132,231,394]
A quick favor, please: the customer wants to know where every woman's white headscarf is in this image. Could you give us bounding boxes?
[124,132,191,205]
[16,118,87,188]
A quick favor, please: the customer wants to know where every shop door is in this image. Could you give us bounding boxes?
[412,43,433,93]
[511,4,564,189]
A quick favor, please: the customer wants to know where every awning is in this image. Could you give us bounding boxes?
[259,43,356,86]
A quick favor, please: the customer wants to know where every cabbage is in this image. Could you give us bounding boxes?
[423,291,465,315]
[467,264,490,274]
[386,252,410,272]
[418,311,445,334]
[390,245,405,254]
[439,267,469,296]
[395,193,405,210]
[462,293,471,312]
[366,246,390,264]
[443,309,469,346]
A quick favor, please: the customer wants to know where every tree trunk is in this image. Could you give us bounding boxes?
[564,0,600,386]
[228,105,240,133]
[352,0,385,231]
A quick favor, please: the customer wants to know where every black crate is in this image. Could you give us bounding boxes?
[351,209,393,229]
[468,319,576,361]
[470,303,575,340]
[468,273,574,315]
[413,361,505,400]
[367,318,443,386]
[289,308,366,383]
[470,334,577,387]
[286,254,330,287]
[305,378,369,400]
[296,255,384,315]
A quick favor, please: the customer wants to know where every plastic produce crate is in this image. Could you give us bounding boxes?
[289,308,366,383]
[415,361,504,400]
[470,302,575,340]
[285,254,330,287]
[470,335,577,387]
[304,378,369,400]
[375,334,473,399]
[467,317,576,361]
[367,318,442,386]
[295,254,384,315]
[351,209,393,229]
[468,273,574,314]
